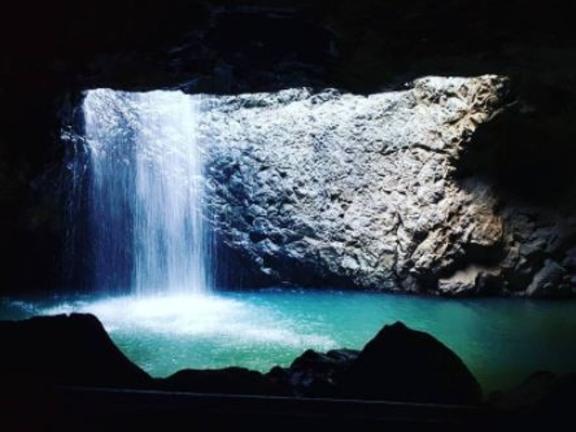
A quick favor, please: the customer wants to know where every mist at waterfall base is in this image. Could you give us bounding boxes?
[2,88,576,393]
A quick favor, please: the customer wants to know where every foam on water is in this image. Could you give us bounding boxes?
[40,293,336,349]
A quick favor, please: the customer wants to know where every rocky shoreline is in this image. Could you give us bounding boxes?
[198,76,576,297]
[1,313,573,414]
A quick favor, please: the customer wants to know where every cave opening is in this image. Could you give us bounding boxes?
[2,1,576,427]
[2,78,575,396]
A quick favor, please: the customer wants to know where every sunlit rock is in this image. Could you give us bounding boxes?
[67,75,576,296]
[201,76,509,293]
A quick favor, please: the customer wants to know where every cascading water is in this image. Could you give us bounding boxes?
[81,89,212,295]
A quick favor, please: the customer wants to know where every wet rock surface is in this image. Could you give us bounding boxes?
[202,77,507,295]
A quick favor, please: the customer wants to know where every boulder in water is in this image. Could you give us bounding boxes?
[339,322,483,404]
[0,314,484,406]
[490,371,576,420]
[0,313,151,388]
[267,348,359,397]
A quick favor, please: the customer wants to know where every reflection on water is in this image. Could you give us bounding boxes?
[2,289,576,392]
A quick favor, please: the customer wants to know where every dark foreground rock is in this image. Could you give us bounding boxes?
[2,1,576,299]
[200,76,512,295]
[339,322,482,404]
[158,367,284,396]
[154,322,481,404]
[0,314,497,407]
[490,371,576,418]
[267,348,360,397]
[0,313,151,388]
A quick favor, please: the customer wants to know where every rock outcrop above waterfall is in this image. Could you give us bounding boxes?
[200,76,576,295]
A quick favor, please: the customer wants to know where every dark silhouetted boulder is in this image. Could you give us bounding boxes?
[267,348,359,397]
[0,315,486,406]
[491,371,576,422]
[535,373,576,419]
[0,313,151,388]
[158,367,284,395]
[339,322,482,404]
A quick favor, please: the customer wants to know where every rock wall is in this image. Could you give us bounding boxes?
[2,0,576,296]
[198,75,575,296]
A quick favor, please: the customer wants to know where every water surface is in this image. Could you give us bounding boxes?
[2,289,575,392]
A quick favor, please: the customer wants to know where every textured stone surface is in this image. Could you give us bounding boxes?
[199,76,509,293]
[490,370,576,422]
[158,367,282,395]
[194,74,576,295]
[2,1,576,296]
[526,259,567,296]
[494,206,576,297]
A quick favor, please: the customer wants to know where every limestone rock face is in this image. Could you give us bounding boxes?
[199,76,510,293]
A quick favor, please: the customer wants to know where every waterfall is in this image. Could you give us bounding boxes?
[80,89,212,295]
